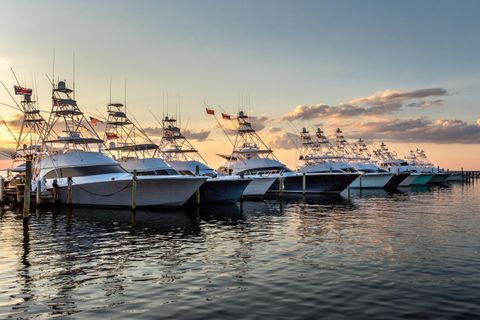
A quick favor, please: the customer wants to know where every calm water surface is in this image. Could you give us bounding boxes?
[1,182,480,319]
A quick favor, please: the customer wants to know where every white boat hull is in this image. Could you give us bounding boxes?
[50,175,206,207]
[349,172,395,189]
[242,176,277,197]
[398,173,418,187]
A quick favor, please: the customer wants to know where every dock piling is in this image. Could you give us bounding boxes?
[23,159,32,219]
[67,177,73,206]
[132,170,137,211]
[0,177,4,203]
[36,179,42,206]
[302,172,306,195]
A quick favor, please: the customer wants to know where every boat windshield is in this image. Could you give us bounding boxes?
[135,169,179,176]
[44,165,127,179]
[237,166,291,175]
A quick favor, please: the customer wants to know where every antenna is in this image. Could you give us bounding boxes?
[52,48,55,90]
[166,91,169,116]
[124,78,127,110]
[72,52,76,99]
[162,90,165,118]
[109,76,112,105]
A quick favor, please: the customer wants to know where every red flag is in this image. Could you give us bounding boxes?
[14,85,32,96]
[89,116,103,126]
[106,132,119,140]
[221,113,231,120]
[205,107,215,115]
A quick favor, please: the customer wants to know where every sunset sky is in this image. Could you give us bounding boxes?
[1,0,479,169]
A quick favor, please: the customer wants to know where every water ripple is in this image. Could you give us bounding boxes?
[1,182,480,319]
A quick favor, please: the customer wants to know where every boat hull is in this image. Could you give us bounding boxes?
[349,172,395,189]
[384,172,410,188]
[410,173,434,186]
[446,173,463,181]
[242,176,277,197]
[269,173,359,193]
[398,173,418,187]
[53,176,206,207]
[197,178,252,203]
[427,173,450,184]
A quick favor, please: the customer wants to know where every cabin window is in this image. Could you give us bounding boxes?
[44,165,127,179]
[135,169,179,176]
[155,169,178,176]
[178,170,195,176]
[136,171,157,176]
[237,166,291,175]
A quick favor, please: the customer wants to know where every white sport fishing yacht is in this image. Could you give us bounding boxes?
[33,80,205,207]
[333,129,394,189]
[413,149,450,184]
[295,127,360,191]
[375,143,433,186]
[216,111,356,194]
[158,115,252,203]
[102,102,207,204]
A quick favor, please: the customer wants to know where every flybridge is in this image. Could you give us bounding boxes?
[159,116,204,162]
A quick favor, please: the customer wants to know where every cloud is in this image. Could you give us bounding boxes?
[3,114,23,132]
[282,88,449,121]
[142,126,163,136]
[268,127,282,133]
[265,131,299,150]
[248,115,269,131]
[407,99,443,108]
[348,117,480,144]
[183,128,210,141]
[350,88,448,106]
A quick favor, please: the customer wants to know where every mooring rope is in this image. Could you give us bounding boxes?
[68,179,133,197]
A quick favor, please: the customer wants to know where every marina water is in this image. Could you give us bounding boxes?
[1,181,480,319]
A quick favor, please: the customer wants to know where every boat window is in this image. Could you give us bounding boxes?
[136,171,157,176]
[237,166,291,175]
[178,170,195,176]
[154,169,179,176]
[44,165,127,179]
[359,169,377,173]
[136,169,179,176]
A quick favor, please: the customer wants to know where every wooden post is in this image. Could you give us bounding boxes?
[132,170,137,211]
[302,172,306,194]
[0,177,4,203]
[67,177,73,206]
[359,174,363,189]
[16,184,23,204]
[279,175,284,196]
[23,159,32,219]
[195,189,201,205]
[36,179,42,206]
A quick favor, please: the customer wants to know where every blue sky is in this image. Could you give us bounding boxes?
[1,0,479,168]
